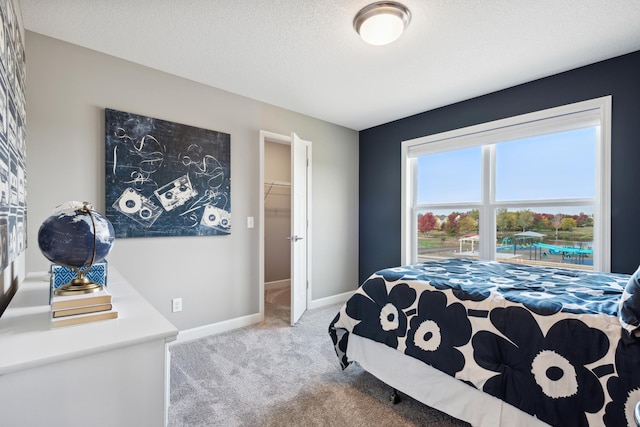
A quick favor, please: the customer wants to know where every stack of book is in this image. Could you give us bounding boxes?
[50,287,118,328]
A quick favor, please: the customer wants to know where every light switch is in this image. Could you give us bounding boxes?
[247,216,254,228]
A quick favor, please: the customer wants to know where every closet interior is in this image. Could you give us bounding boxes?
[264,141,291,310]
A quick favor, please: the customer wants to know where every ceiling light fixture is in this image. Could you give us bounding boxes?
[354,1,411,46]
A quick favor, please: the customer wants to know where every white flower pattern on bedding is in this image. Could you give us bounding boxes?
[329,258,640,427]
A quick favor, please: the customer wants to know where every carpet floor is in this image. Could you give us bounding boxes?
[168,287,469,426]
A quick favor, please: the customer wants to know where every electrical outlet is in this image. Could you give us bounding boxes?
[172,298,182,313]
[247,216,254,228]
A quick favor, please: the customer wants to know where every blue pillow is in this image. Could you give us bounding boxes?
[619,266,640,337]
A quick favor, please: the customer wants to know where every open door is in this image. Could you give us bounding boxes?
[290,133,310,325]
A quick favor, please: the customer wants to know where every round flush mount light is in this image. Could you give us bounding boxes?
[354,1,411,46]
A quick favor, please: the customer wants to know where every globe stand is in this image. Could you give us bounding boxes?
[54,267,104,296]
[55,276,103,296]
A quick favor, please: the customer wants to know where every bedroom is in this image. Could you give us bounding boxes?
[6,1,640,426]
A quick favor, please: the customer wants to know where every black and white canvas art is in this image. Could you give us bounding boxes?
[105,109,231,238]
[0,0,26,317]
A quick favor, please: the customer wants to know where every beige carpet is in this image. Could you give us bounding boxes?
[168,287,468,426]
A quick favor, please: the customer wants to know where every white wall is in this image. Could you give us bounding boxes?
[25,32,359,331]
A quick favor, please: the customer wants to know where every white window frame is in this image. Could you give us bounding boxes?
[401,96,612,272]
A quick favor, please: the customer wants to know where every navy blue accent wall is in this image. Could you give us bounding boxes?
[359,50,640,284]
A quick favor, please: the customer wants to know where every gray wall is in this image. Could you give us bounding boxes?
[260,104,360,299]
[25,32,359,331]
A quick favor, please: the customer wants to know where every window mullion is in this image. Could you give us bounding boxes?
[479,145,495,260]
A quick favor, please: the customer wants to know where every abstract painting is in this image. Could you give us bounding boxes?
[105,109,231,238]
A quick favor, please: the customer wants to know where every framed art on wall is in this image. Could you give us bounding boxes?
[0,0,26,317]
[105,109,231,238]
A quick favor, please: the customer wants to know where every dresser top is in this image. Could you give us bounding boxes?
[0,268,178,375]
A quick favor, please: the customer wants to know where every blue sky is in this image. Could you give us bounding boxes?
[417,127,596,216]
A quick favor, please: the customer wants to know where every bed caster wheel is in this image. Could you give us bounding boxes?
[390,389,401,404]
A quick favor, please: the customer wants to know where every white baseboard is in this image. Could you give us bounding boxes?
[170,312,262,345]
[169,289,355,345]
[265,279,290,291]
[308,289,354,310]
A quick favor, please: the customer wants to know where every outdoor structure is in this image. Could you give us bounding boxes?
[458,233,522,260]
[532,243,593,265]
[459,234,480,254]
[514,231,546,243]
[498,231,546,256]
[458,231,593,266]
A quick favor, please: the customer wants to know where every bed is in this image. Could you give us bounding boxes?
[329,258,640,427]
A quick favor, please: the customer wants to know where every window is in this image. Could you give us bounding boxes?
[401,97,611,271]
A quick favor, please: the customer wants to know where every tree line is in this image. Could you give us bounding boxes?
[418,209,593,238]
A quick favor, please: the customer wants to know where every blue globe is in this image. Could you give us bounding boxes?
[38,201,115,269]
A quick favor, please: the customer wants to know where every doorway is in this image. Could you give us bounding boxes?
[259,131,311,326]
[264,140,291,325]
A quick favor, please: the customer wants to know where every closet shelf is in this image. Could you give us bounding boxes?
[264,180,290,200]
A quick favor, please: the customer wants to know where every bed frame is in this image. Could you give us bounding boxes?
[347,333,549,426]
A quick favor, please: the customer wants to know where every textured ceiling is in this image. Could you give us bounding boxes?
[18,0,640,131]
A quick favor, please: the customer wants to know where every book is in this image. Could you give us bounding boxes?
[51,306,118,328]
[52,303,113,318]
[50,287,112,311]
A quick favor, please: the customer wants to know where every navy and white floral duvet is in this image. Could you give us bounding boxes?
[329,258,640,427]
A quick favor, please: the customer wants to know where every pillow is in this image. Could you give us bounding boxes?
[619,266,640,337]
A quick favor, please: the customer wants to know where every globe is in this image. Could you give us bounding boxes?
[38,201,115,271]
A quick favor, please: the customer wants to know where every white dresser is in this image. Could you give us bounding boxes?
[0,268,178,427]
